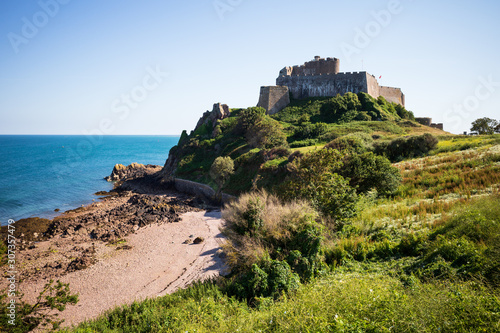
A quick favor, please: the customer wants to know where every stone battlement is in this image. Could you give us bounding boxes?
[258,56,405,114]
[280,56,340,77]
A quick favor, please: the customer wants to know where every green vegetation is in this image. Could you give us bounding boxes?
[170,92,424,196]
[1,280,78,332]
[471,117,500,134]
[23,94,500,331]
[209,156,234,201]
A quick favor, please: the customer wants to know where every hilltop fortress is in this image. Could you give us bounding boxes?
[258,56,405,115]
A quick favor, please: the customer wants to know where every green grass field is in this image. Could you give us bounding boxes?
[60,135,500,333]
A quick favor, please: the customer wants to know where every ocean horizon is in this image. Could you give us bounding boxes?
[0,135,179,225]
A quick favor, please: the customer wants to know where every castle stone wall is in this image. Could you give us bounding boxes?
[277,72,369,100]
[258,56,406,115]
[257,86,290,115]
[380,86,405,106]
[366,74,380,99]
[415,117,432,126]
[280,57,340,77]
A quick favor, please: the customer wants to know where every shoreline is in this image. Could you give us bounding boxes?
[0,168,228,329]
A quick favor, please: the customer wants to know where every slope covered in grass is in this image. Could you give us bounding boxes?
[65,123,500,332]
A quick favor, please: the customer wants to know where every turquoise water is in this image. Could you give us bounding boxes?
[0,135,178,225]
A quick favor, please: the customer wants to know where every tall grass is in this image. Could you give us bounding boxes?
[67,273,500,332]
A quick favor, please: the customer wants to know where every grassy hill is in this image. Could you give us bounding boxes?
[165,92,449,195]
[64,94,500,332]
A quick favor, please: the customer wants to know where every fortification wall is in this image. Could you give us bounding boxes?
[277,72,369,100]
[415,117,432,126]
[174,178,234,203]
[280,57,340,77]
[380,86,405,106]
[366,74,380,99]
[257,86,290,115]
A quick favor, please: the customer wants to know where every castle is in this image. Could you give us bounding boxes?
[258,56,405,115]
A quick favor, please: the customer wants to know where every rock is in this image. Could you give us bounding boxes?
[213,103,230,120]
[193,103,231,138]
[67,256,95,272]
[183,239,192,244]
[193,237,204,244]
[105,163,161,182]
[77,228,87,235]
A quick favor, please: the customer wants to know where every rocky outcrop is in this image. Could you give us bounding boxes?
[160,103,230,179]
[46,194,199,243]
[105,163,162,182]
[194,103,230,133]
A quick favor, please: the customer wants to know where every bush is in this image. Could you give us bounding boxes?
[247,117,288,149]
[281,148,358,224]
[339,152,402,196]
[289,139,318,148]
[209,156,234,200]
[226,259,300,302]
[261,147,291,161]
[375,133,439,162]
[222,191,321,272]
[325,136,367,154]
[237,107,266,132]
[292,122,329,141]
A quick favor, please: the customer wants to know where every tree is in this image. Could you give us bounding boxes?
[247,117,288,149]
[470,117,499,135]
[282,148,358,224]
[209,156,234,200]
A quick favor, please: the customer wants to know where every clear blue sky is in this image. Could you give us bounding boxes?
[1,0,499,135]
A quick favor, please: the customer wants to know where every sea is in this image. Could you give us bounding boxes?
[0,135,179,225]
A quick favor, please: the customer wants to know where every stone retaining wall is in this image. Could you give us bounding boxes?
[174,178,235,204]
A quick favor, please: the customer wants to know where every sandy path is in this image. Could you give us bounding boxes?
[20,210,227,329]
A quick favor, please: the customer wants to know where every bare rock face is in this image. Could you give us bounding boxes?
[194,103,230,131]
[105,163,162,182]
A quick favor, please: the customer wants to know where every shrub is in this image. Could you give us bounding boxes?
[261,147,291,161]
[209,156,234,200]
[325,136,367,154]
[281,148,358,224]
[289,139,318,148]
[287,150,303,163]
[292,122,329,141]
[227,259,300,302]
[375,133,439,162]
[237,107,266,132]
[222,191,321,272]
[247,117,288,149]
[339,152,402,196]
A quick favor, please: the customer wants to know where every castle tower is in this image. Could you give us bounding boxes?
[258,56,405,115]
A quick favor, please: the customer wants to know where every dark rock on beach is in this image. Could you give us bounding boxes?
[104,163,162,182]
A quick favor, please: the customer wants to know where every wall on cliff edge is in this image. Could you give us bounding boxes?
[379,86,405,106]
[257,86,290,115]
